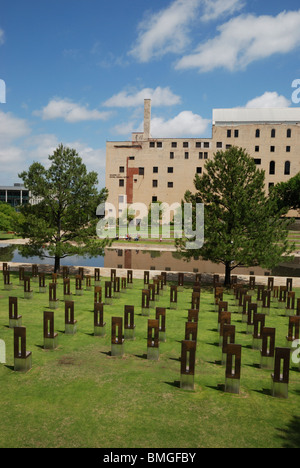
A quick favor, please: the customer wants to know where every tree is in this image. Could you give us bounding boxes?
[17,144,110,272]
[0,202,22,232]
[271,172,300,213]
[175,146,294,285]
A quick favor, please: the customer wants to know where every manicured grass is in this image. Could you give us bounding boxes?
[0,272,299,448]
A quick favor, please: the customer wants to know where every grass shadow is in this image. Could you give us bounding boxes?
[164,380,180,389]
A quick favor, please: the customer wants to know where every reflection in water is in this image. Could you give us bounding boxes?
[0,244,300,277]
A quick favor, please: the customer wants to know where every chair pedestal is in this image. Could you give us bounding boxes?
[14,352,32,372]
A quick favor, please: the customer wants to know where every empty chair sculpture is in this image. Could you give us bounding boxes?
[147,319,159,361]
[180,340,196,391]
[65,301,77,335]
[124,305,135,340]
[111,317,124,357]
[94,303,106,337]
[43,311,58,349]
[225,344,242,394]
[14,327,32,372]
[260,327,276,369]
[271,348,291,398]
[8,297,22,328]
[156,307,166,342]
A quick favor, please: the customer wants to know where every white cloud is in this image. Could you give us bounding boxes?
[202,0,244,22]
[34,98,112,123]
[0,110,31,143]
[115,111,210,138]
[150,111,210,137]
[176,10,300,72]
[129,0,200,62]
[245,92,291,109]
[103,86,181,107]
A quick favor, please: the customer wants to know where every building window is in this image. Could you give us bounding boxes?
[254,159,261,165]
[196,167,202,174]
[269,161,275,175]
[268,183,274,192]
[167,182,173,188]
[139,167,144,176]
[199,152,203,159]
[203,142,210,148]
[183,142,189,148]
[149,142,155,148]
[119,166,125,173]
[157,142,162,148]
[153,166,158,173]
[284,161,291,175]
[167,167,173,173]
[287,129,291,138]
[270,146,275,152]
[216,142,222,148]
[170,152,174,159]
[129,156,135,160]
[195,142,201,148]
[234,129,239,138]
[152,196,157,202]
[227,130,232,138]
[119,179,124,187]
[255,146,259,152]
[255,129,260,138]
[119,195,124,203]
[184,152,189,159]
[152,180,158,188]
[271,129,276,138]
[226,144,232,149]
[204,152,208,159]
[286,146,291,152]
[171,142,177,148]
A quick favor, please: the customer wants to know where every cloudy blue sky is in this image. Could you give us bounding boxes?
[1,0,300,189]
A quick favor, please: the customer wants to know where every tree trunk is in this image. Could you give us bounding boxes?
[224,261,231,286]
[54,255,60,274]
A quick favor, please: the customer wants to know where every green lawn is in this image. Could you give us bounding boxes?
[0,271,299,448]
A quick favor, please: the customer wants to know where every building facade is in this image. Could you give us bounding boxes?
[0,183,42,208]
[105,100,300,219]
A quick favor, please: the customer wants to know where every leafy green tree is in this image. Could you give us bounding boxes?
[271,172,300,213]
[0,202,22,232]
[176,146,294,285]
[17,144,110,272]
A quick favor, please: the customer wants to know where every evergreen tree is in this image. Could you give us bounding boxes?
[17,144,110,272]
[176,146,294,285]
[272,172,300,213]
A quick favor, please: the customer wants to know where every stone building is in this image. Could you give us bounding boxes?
[105,99,300,219]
